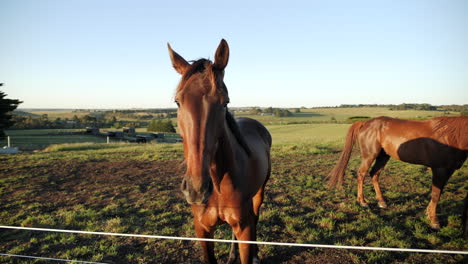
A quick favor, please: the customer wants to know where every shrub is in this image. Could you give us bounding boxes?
[347,116,371,123]
[274,109,293,117]
[147,119,176,133]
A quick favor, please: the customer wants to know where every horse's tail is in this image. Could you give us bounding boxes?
[327,121,365,188]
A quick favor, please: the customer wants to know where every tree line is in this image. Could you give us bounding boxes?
[0,84,22,138]
[9,114,142,130]
[248,107,294,117]
[336,103,467,112]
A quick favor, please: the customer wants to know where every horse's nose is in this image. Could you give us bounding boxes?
[180,177,213,205]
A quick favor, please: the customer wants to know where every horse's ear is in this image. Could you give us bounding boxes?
[167,43,189,75]
[213,39,229,70]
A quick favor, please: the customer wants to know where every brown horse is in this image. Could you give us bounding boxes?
[167,39,272,264]
[328,116,467,230]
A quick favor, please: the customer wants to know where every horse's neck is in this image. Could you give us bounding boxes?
[211,120,242,184]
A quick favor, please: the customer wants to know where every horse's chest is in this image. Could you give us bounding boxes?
[196,203,243,229]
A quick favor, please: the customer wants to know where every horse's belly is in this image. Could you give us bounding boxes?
[247,152,269,190]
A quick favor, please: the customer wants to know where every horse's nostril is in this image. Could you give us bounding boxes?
[181,178,188,191]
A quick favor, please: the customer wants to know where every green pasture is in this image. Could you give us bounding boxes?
[27,110,92,119]
[1,129,106,150]
[301,107,455,121]
[267,123,349,146]
[2,123,352,151]
[4,129,84,136]
[0,141,466,263]
[20,106,461,126]
[236,107,458,125]
[1,107,466,262]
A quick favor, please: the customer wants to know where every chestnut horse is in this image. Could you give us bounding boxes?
[328,116,467,230]
[167,39,272,263]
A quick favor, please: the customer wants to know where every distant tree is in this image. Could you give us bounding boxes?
[294,108,300,113]
[264,107,274,114]
[274,109,292,117]
[72,115,80,122]
[81,115,97,125]
[112,122,123,129]
[0,84,23,138]
[250,107,262,115]
[147,119,176,133]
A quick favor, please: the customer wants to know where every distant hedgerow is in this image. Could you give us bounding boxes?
[147,119,176,133]
[347,116,371,123]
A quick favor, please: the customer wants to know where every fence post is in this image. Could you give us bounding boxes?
[107,136,110,144]
[7,136,10,148]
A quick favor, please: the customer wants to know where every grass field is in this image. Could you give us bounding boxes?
[1,129,183,151]
[235,107,459,125]
[8,106,460,151]
[1,108,466,263]
[20,106,460,125]
[0,140,467,263]
[1,129,107,150]
[267,123,349,146]
[26,110,93,119]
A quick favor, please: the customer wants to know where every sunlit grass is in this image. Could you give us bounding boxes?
[1,112,467,263]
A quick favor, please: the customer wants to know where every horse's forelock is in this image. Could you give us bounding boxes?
[176,58,228,100]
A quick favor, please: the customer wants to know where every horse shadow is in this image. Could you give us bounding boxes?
[397,137,466,170]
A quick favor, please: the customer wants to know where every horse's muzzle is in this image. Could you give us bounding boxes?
[181,177,213,205]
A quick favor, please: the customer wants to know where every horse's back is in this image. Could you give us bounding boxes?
[236,117,272,149]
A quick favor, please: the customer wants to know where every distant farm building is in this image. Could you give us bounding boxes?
[107,131,124,138]
[151,133,165,139]
[136,135,153,143]
[123,127,135,135]
[85,127,99,134]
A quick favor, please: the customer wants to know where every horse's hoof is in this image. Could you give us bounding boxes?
[359,202,369,208]
[252,256,261,264]
[378,202,388,209]
[227,254,238,264]
[430,223,441,230]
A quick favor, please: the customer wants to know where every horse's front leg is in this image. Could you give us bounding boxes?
[231,216,259,264]
[227,232,238,264]
[193,219,217,264]
[228,186,265,264]
[426,167,453,230]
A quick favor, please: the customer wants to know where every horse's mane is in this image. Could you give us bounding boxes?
[226,110,252,156]
[431,116,468,149]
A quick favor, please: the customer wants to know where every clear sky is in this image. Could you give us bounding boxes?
[1,0,467,109]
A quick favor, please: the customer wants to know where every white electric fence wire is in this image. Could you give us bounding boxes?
[1,225,467,255]
[0,253,108,263]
